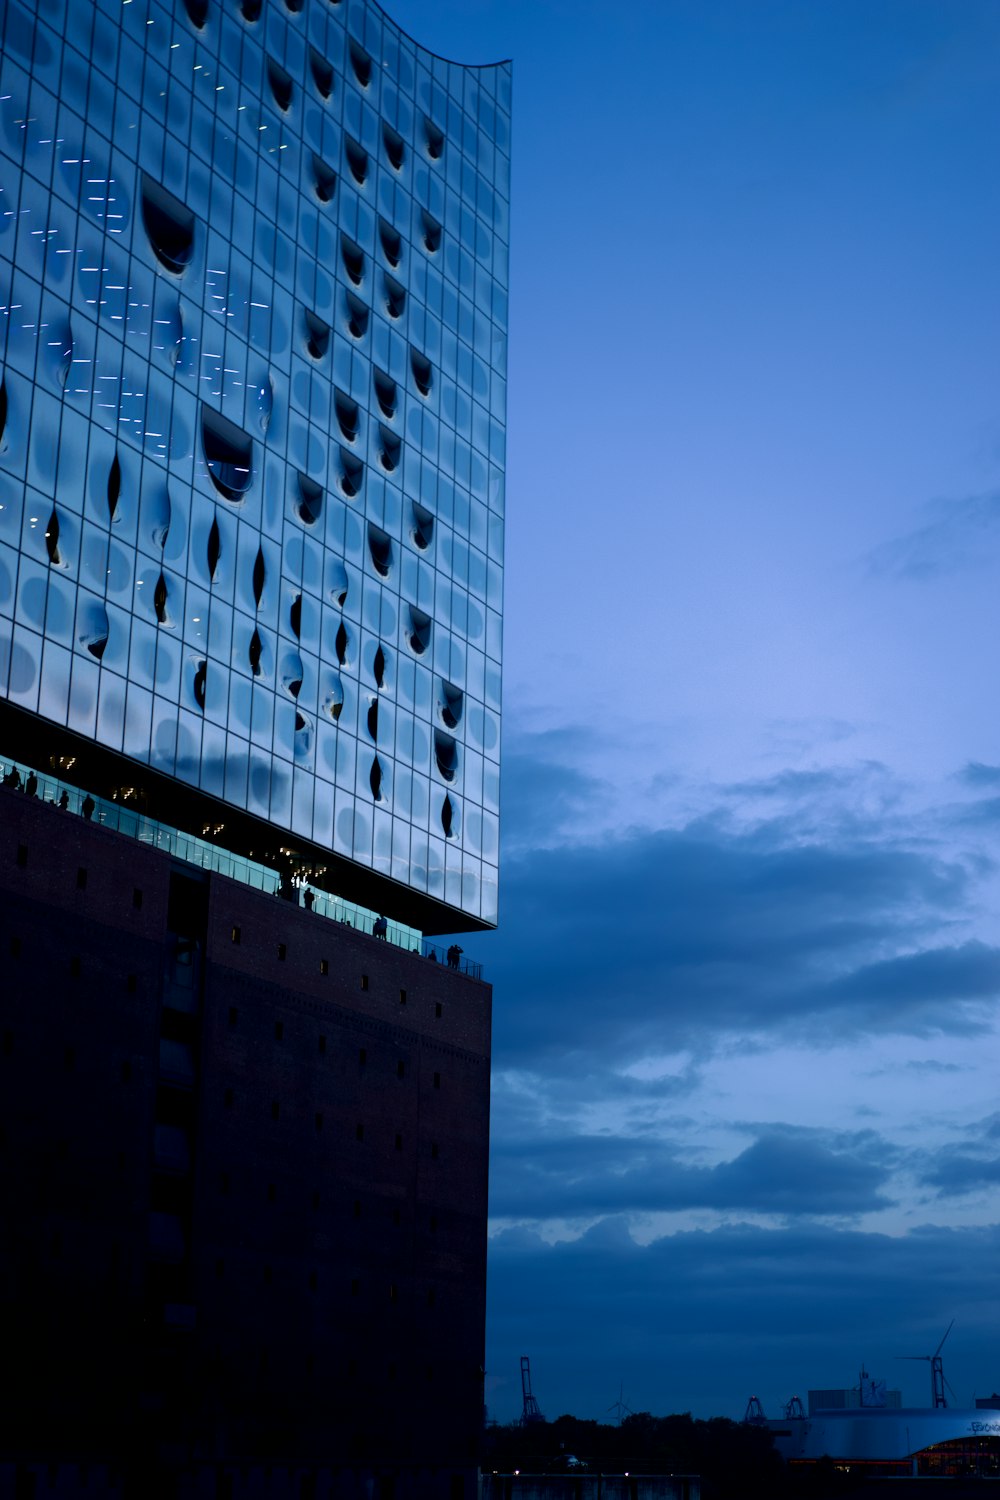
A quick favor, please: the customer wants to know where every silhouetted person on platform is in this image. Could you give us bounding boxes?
[57,789,69,810]
[374,915,387,939]
[427,949,437,963]
[81,793,95,820]
[4,765,21,790]
[278,872,296,902]
[25,771,37,798]
[303,888,315,912]
[447,944,463,970]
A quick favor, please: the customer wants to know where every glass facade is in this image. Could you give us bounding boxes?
[0,0,509,928]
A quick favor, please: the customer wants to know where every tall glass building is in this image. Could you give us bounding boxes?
[0,0,510,933]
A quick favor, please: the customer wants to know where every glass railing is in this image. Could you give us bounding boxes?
[0,755,482,980]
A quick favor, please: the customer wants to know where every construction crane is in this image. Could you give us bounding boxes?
[896,1321,957,1409]
[520,1356,546,1425]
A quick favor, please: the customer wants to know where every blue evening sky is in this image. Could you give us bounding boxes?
[390,0,1000,1423]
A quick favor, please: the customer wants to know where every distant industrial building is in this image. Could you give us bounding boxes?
[0,0,510,1491]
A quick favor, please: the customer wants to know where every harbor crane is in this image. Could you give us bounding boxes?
[520,1356,546,1425]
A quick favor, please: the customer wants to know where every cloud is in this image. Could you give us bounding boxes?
[477,816,991,1067]
[489,1126,895,1221]
[865,491,1000,582]
[486,1218,1000,1422]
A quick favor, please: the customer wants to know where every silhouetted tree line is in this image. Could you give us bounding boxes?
[485,1411,865,1500]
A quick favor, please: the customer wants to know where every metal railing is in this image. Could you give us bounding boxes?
[0,756,482,981]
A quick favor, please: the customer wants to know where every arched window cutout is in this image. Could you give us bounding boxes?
[78,600,110,661]
[378,219,402,268]
[45,506,61,566]
[240,0,262,19]
[183,0,208,29]
[411,349,433,396]
[434,730,458,783]
[339,448,364,499]
[310,49,333,99]
[369,757,383,802]
[420,210,442,254]
[340,234,364,285]
[412,502,434,551]
[345,137,368,185]
[374,646,386,687]
[282,652,303,699]
[207,517,221,579]
[334,389,359,440]
[440,682,463,729]
[424,117,444,160]
[194,660,207,711]
[304,309,330,360]
[202,405,253,501]
[154,573,169,624]
[345,291,369,340]
[325,676,344,720]
[382,123,404,171]
[267,58,293,112]
[366,699,378,741]
[285,0,304,11]
[296,472,323,526]
[311,154,337,203]
[108,453,122,522]
[329,561,348,607]
[384,275,406,320]
[408,606,431,656]
[373,369,396,418]
[378,425,401,472]
[367,524,392,578]
[249,628,263,676]
[441,795,455,839]
[141,175,195,274]
[290,593,302,639]
[349,39,372,88]
[252,546,266,607]
[335,621,349,666]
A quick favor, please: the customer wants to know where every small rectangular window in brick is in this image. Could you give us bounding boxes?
[360,974,369,991]
[431,1142,439,1160]
[353,1199,361,1218]
[399,988,406,1005]
[396,1060,405,1079]
[277,943,286,960]
[220,1171,230,1195]
[224,1088,234,1109]
[70,956,81,978]
[318,1034,326,1054]
[267,1182,276,1202]
[394,1133,403,1151]
[315,1111,323,1131]
[9,936,20,959]
[435,1002,442,1018]
[16,844,27,868]
[132,887,143,909]
[271,1100,280,1121]
[231,926,241,944]
[274,1021,283,1040]
[359,1047,367,1066]
[216,1258,225,1279]
[228,1006,238,1028]
[76,867,87,890]
[389,1283,398,1302]
[351,1278,359,1297]
[126,974,137,993]
[355,1122,364,1141]
[121,1060,132,1083]
[309,1270,317,1291]
[433,1071,441,1089]
[320,958,329,975]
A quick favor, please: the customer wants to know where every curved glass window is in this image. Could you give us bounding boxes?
[202,406,253,501]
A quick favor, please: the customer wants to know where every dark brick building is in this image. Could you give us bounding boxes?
[0,787,491,1497]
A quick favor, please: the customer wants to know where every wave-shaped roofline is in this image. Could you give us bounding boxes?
[375,0,512,73]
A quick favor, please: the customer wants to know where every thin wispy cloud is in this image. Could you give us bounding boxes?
[865,491,1000,582]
